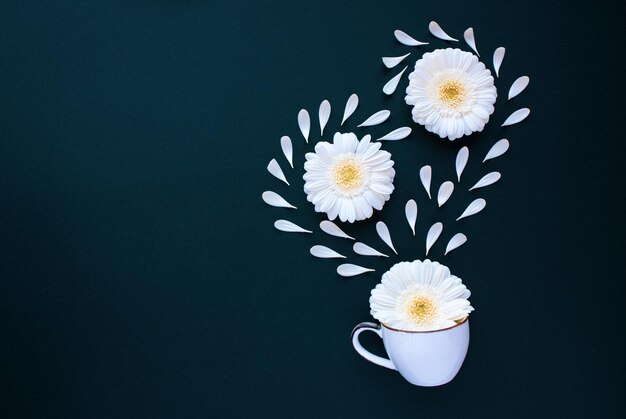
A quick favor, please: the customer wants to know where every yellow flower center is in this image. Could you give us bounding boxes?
[332,159,364,191]
[439,80,466,108]
[407,295,438,326]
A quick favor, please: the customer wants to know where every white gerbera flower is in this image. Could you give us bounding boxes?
[405,48,497,141]
[370,259,474,331]
[303,132,395,223]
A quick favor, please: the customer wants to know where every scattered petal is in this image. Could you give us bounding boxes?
[405,199,418,236]
[457,198,487,221]
[341,93,359,125]
[383,66,408,95]
[310,245,346,259]
[382,53,411,69]
[376,126,412,141]
[463,27,479,56]
[502,108,530,127]
[437,181,454,207]
[445,233,467,255]
[337,264,375,277]
[493,47,505,77]
[508,76,530,100]
[394,29,428,46]
[428,21,458,41]
[267,159,289,185]
[320,220,355,240]
[353,242,388,258]
[298,109,310,142]
[357,110,391,127]
[420,165,432,199]
[280,136,293,168]
[470,172,501,191]
[319,100,331,136]
[483,139,510,162]
[456,146,469,182]
[262,191,297,209]
[376,221,398,255]
[426,222,443,256]
[274,219,312,234]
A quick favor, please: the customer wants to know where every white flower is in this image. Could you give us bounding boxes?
[370,259,474,331]
[405,48,497,141]
[303,132,395,223]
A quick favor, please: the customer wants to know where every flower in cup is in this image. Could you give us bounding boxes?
[370,259,473,331]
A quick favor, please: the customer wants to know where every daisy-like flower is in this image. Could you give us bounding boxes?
[370,259,474,331]
[303,132,395,223]
[405,48,497,141]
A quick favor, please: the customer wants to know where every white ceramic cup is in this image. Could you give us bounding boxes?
[351,318,470,386]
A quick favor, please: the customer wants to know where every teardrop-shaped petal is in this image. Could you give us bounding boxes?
[382,53,411,69]
[420,165,432,199]
[337,264,375,277]
[320,220,355,240]
[483,139,510,162]
[445,233,467,255]
[469,172,501,191]
[298,109,310,143]
[319,100,331,136]
[310,245,346,259]
[428,21,458,41]
[341,93,359,125]
[463,27,479,56]
[280,136,293,168]
[493,47,505,77]
[376,221,398,255]
[508,76,530,100]
[353,242,388,258]
[394,29,428,46]
[437,181,454,207]
[357,110,391,127]
[274,219,312,233]
[262,191,297,209]
[383,66,408,95]
[376,127,412,141]
[502,108,530,127]
[267,159,289,185]
[405,199,418,235]
[426,222,443,256]
[457,199,487,221]
[456,146,469,182]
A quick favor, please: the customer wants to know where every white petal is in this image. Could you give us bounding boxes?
[353,242,388,258]
[428,21,458,41]
[267,159,289,185]
[280,136,293,168]
[383,66,407,95]
[394,29,428,46]
[341,93,359,125]
[502,108,530,127]
[319,100,331,136]
[376,126,412,141]
[357,110,391,127]
[483,139,510,162]
[426,222,443,256]
[298,109,310,142]
[274,219,312,234]
[420,165,432,199]
[405,199,417,236]
[493,47,505,77]
[463,27,479,56]
[469,172,501,191]
[382,53,411,69]
[310,245,345,259]
[457,198,486,221]
[445,233,467,255]
[262,191,297,209]
[320,220,355,240]
[376,221,398,255]
[337,264,375,277]
[437,181,454,207]
[456,146,469,182]
[508,76,530,100]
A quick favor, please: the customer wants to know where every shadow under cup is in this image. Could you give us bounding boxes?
[351,318,470,387]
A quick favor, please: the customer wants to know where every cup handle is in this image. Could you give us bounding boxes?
[351,322,397,370]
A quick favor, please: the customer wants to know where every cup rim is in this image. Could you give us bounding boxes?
[381,316,468,334]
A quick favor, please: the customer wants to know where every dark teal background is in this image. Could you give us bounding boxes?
[1,0,625,417]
